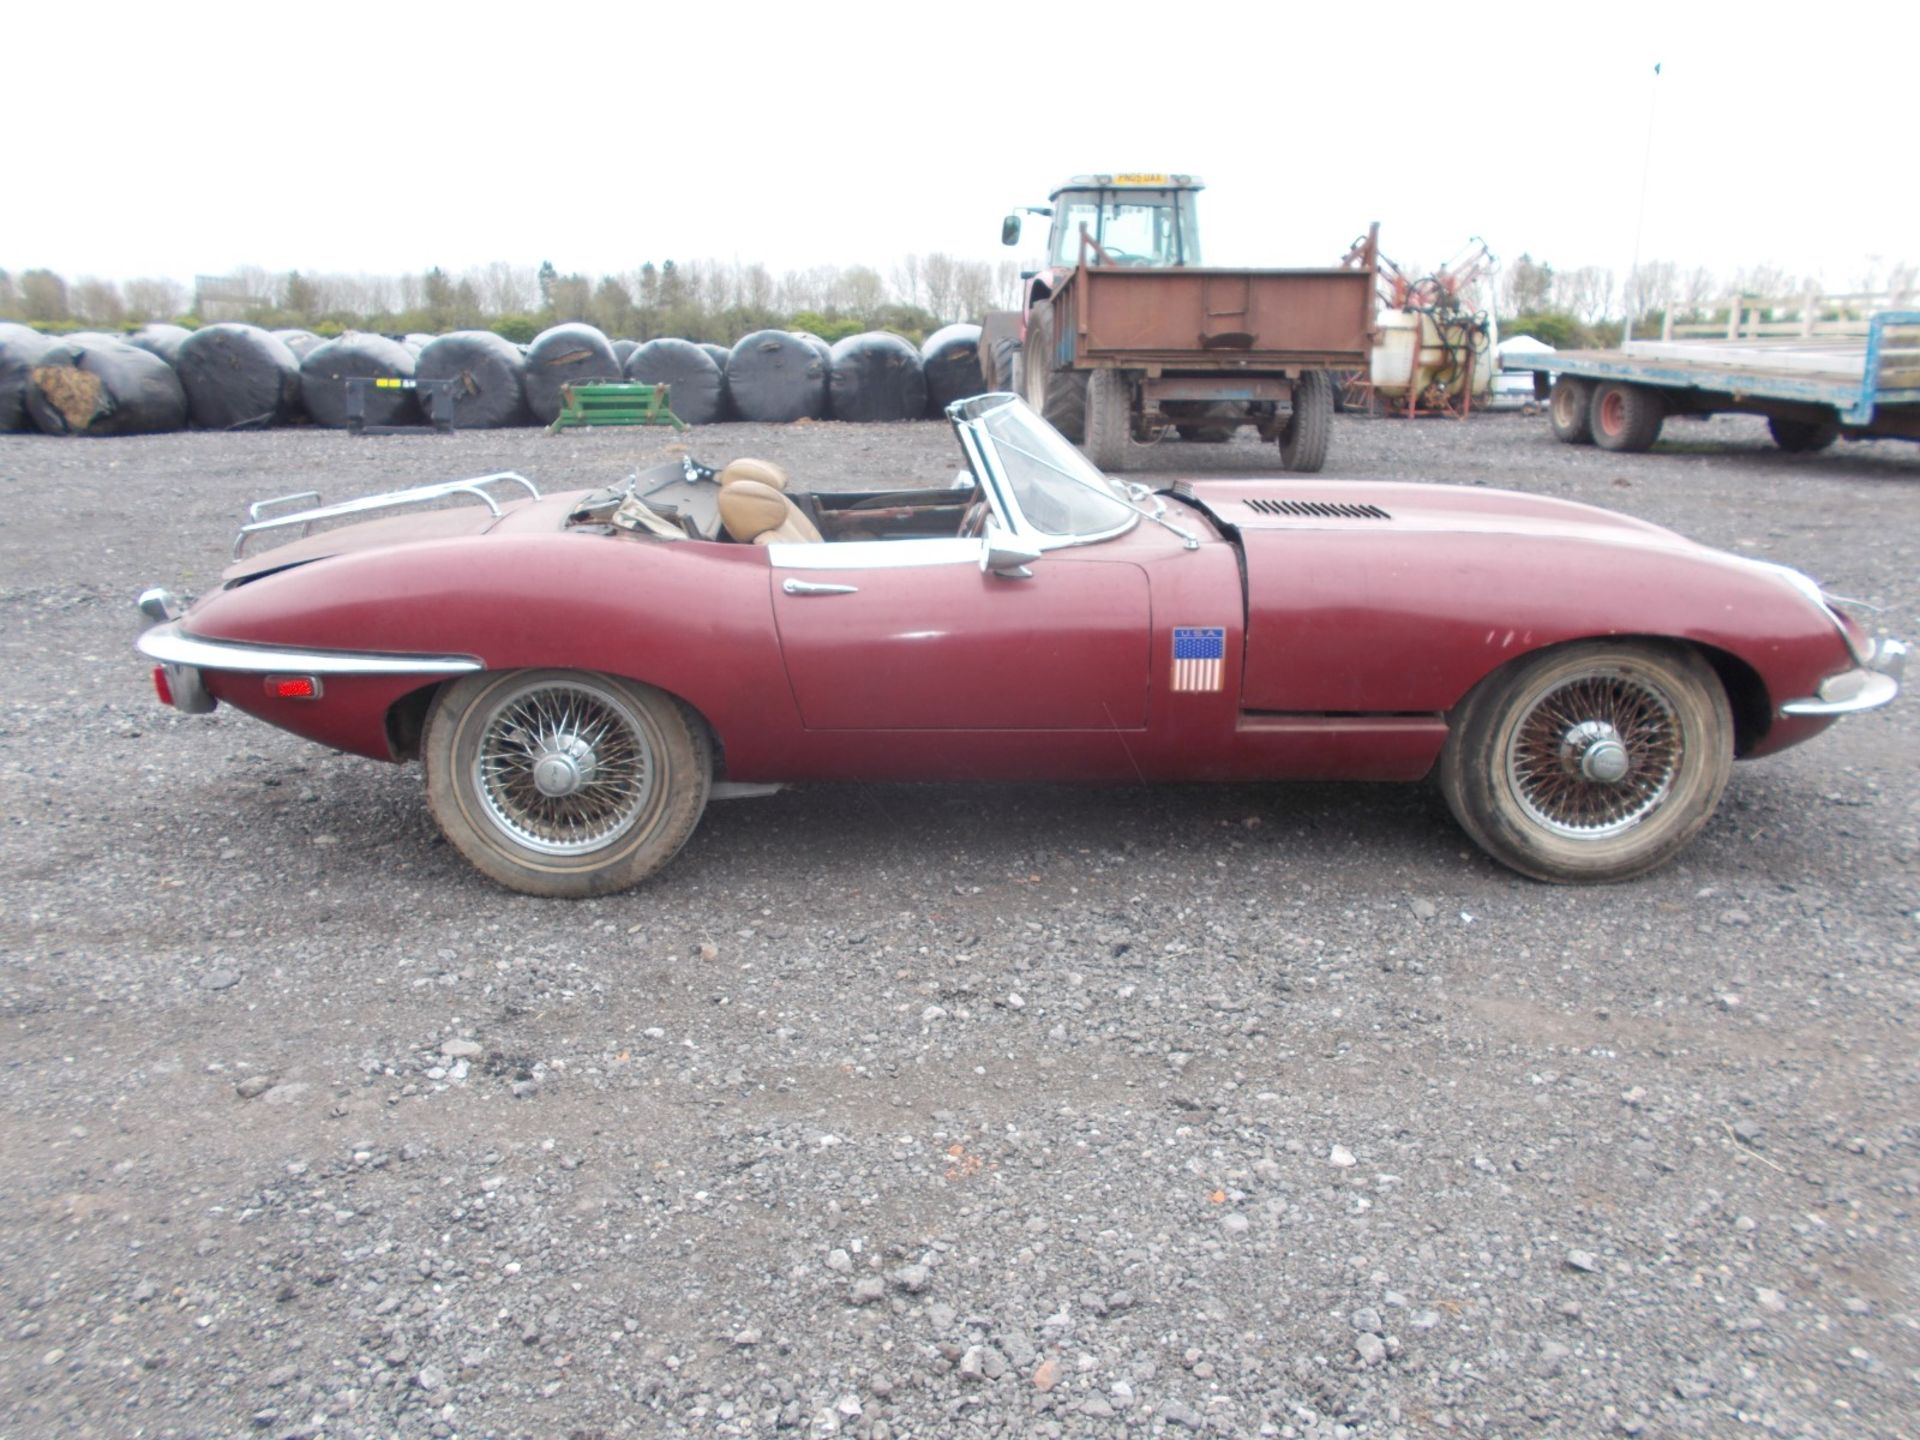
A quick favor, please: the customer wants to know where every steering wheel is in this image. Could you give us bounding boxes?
[1102,249,1150,266]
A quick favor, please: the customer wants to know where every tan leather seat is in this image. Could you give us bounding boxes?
[717,479,822,544]
[718,457,790,492]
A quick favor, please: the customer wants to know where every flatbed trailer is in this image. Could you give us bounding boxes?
[1501,310,1920,454]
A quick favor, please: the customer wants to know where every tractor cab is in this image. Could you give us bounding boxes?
[1004,174,1204,271]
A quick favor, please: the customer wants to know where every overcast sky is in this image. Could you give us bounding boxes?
[8,1,1912,293]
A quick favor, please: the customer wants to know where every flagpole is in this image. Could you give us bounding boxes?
[1626,61,1662,345]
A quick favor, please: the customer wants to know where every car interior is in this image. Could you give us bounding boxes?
[570,456,979,546]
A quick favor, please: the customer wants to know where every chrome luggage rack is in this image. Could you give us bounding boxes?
[231,472,541,559]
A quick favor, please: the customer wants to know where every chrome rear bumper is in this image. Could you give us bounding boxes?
[1781,638,1907,717]
[135,587,482,714]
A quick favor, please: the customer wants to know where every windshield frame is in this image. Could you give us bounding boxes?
[1047,187,1201,268]
[949,394,1139,549]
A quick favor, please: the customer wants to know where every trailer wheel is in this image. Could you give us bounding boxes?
[1767,415,1840,452]
[1590,381,1664,453]
[1548,376,1592,444]
[1085,369,1130,471]
[1022,305,1086,442]
[1278,371,1333,472]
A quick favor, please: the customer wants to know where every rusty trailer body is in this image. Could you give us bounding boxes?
[1049,252,1377,404]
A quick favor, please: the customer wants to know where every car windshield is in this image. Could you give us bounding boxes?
[1047,188,1200,267]
[956,396,1137,540]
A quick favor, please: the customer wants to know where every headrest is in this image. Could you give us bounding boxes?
[717,479,794,543]
[718,458,788,491]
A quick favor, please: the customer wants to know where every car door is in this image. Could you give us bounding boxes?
[766,538,1151,730]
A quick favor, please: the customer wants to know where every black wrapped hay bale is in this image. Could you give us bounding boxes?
[699,342,731,372]
[624,338,726,426]
[1,322,58,431]
[828,332,927,423]
[403,332,435,354]
[612,338,640,366]
[127,323,192,366]
[727,329,826,423]
[524,323,621,425]
[920,323,985,412]
[790,331,834,367]
[300,332,417,428]
[26,337,188,436]
[415,330,532,429]
[174,323,302,430]
[272,329,324,360]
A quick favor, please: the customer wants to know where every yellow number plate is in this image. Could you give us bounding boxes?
[1112,173,1170,185]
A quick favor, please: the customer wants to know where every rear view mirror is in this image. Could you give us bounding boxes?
[1001,214,1022,246]
[980,523,1041,579]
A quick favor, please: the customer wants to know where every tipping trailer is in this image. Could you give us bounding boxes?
[983,174,1378,472]
[1502,310,1920,454]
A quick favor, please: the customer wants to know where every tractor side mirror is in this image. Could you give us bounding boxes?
[1001,214,1021,246]
[980,522,1042,579]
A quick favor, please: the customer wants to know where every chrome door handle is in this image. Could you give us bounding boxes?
[781,579,859,596]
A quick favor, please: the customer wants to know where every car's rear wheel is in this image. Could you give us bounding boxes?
[423,669,710,897]
[1548,376,1592,443]
[1439,640,1732,883]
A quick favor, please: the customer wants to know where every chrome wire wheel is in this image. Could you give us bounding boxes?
[1439,641,1734,885]
[470,677,656,855]
[424,668,711,897]
[1504,671,1680,838]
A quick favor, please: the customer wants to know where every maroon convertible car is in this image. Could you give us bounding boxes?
[137,394,1903,896]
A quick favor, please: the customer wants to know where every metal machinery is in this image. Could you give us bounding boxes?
[1346,238,1496,418]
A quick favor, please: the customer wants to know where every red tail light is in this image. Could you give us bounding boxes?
[152,666,175,707]
[264,675,323,701]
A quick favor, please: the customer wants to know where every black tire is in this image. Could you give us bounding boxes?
[1022,304,1087,441]
[1085,368,1130,471]
[987,334,1022,394]
[423,669,711,898]
[1278,371,1333,472]
[1589,381,1664,452]
[1548,376,1592,444]
[1767,414,1840,452]
[1438,641,1733,884]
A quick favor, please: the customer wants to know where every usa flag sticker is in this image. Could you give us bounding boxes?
[1171,626,1227,693]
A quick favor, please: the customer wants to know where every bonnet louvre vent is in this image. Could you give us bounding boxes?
[1245,498,1392,520]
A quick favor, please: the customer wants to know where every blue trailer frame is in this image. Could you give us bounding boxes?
[1501,310,1920,451]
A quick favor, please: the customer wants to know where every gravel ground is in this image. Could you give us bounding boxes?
[1,411,1916,1440]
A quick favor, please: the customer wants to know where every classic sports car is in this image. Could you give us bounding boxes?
[136,394,1904,897]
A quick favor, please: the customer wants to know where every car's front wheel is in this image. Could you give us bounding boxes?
[1439,641,1732,883]
[423,669,710,897]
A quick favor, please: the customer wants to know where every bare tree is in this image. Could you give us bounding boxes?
[841,265,885,316]
[890,254,924,311]
[916,253,956,322]
[71,277,127,327]
[122,276,186,323]
[474,261,535,315]
[1554,266,1616,324]
[1622,260,1678,324]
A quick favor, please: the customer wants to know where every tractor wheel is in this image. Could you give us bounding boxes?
[1277,371,1333,472]
[1085,369,1130,471]
[1548,376,1592,444]
[1767,414,1840,452]
[1022,304,1087,441]
[1590,382,1664,452]
[987,334,1022,394]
